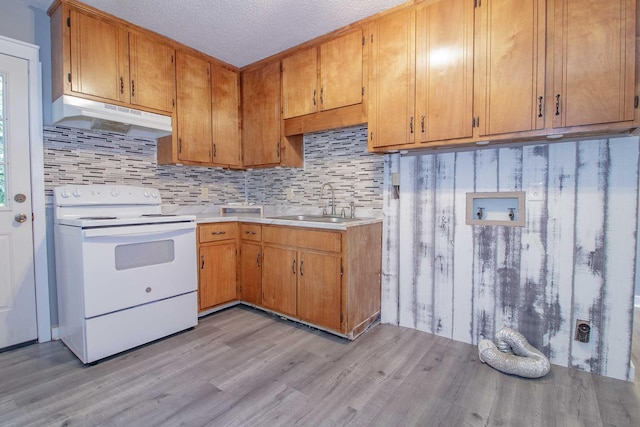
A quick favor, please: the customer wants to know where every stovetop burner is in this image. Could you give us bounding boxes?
[78,216,118,220]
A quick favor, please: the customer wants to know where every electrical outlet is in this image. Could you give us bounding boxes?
[574,319,591,343]
[200,186,208,199]
[286,187,294,201]
[528,182,544,201]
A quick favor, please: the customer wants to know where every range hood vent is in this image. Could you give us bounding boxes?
[52,95,172,139]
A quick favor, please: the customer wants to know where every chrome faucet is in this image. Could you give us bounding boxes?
[320,182,336,216]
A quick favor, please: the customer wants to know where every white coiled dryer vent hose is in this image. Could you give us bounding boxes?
[478,327,551,378]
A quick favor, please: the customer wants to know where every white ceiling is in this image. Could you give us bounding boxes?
[27,0,408,68]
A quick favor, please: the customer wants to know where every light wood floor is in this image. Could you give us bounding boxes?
[2,306,640,426]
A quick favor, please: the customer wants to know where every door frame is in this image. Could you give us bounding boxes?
[0,35,51,343]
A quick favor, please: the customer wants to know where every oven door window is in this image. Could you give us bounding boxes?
[114,239,175,270]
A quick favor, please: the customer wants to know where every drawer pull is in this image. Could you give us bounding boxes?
[245,231,257,235]
[211,231,226,235]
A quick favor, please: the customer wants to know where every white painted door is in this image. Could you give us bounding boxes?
[0,52,37,348]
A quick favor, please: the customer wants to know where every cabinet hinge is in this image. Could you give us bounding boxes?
[635,95,639,109]
[66,17,70,27]
[171,54,174,63]
[276,141,281,158]
[370,34,373,43]
[362,36,365,46]
[370,131,373,141]
[340,265,344,277]
[340,313,344,324]
[474,0,482,7]
[472,117,480,128]
[178,138,182,153]
[362,87,365,96]
[67,73,71,83]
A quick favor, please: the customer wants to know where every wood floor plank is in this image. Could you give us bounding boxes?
[0,306,639,426]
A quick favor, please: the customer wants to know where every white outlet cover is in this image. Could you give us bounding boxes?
[528,182,544,201]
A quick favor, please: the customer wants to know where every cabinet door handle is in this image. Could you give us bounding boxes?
[320,87,323,105]
[300,260,304,276]
[313,89,316,106]
[200,255,205,269]
[131,79,135,97]
[409,116,414,134]
[420,115,425,133]
[537,96,543,118]
[120,77,124,94]
[292,259,296,275]
[211,231,226,235]
[213,144,217,158]
[256,253,261,267]
[555,94,561,116]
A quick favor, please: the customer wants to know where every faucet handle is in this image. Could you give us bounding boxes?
[341,207,346,218]
[349,201,356,218]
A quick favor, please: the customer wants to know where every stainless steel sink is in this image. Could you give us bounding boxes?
[268,215,362,223]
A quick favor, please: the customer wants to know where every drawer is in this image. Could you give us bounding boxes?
[198,223,238,243]
[263,226,341,253]
[240,223,262,241]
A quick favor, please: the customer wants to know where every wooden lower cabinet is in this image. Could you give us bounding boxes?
[198,221,382,339]
[262,245,298,316]
[297,251,342,332]
[239,242,262,305]
[197,223,238,311]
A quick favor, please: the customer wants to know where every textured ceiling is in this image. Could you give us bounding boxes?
[27,0,408,68]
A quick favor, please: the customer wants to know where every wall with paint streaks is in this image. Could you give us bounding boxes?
[381,136,639,381]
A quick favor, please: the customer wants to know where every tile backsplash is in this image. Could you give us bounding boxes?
[43,124,384,213]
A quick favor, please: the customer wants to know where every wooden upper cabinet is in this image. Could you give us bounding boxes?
[129,33,175,113]
[551,0,636,128]
[282,47,318,119]
[68,8,129,103]
[176,51,212,163]
[368,8,415,149]
[320,29,364,111]
[242,61,282,167]
[474,0,546,136]
[282,29,364,120]
[415,0,473,143]
[212,64,241,167]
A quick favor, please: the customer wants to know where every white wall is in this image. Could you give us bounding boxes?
[382,136,639,381]
[0,0,37,44]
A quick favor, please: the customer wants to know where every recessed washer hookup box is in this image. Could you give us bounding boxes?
[219,205,263,217]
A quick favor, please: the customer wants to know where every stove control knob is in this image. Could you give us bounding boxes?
[60,189,70,198]
[151,191,158,198]
[72,189,82,197]
[143,190,150,198]
[111,189,120,197]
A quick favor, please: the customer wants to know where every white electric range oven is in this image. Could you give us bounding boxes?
[53,184,197,363]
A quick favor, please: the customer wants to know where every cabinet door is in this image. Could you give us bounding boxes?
[69,8,128,103]
[129,33,175,113]
[552,0,636,128]
[240,242,262,306]
[297,251,342,332]
[199,242,237,311]
[415,0,473,142]
[212,64,241,167]
[282,47,318,119]
[242,61,281,167]
[474,0,546,136]
[320,30,363,111]
[369,8,415,148]
[262,246,297,316]
[176,51,212,163]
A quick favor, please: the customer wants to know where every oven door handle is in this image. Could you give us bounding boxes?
[83,222,195,238]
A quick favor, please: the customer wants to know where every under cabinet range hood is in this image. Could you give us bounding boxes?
[52,95,172,139]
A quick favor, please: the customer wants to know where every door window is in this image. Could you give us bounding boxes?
[0,73,5,207]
